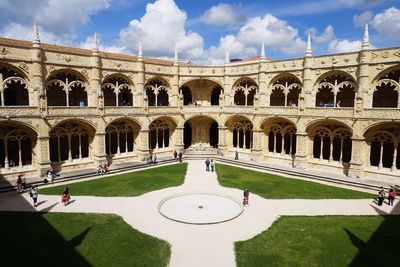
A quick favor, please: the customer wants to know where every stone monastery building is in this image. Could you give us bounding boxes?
[0,23,399,182]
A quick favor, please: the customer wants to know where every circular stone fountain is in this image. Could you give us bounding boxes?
[158,192,243,225]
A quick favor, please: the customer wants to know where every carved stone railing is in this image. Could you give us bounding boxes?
[0,106,39,118]
[47,107,98,117]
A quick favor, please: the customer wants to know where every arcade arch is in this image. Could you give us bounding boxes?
[315,72,356,107]
[233,78,257,106]
[270,75,302,106]
[149,117,176,149]
[101,75,134,106]
[0,65,29,106]
[183,116,218,149]
[261,118,297,157]
[179,79,222,106]
[105,119,140,156]
[226,116,253,149]
[49,121,94,164]
[0,121,36,169]
[46,71,88,107]
[372,68,400,108]
[145,78,169,106]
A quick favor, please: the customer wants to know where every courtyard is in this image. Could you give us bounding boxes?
[0,160,399,267]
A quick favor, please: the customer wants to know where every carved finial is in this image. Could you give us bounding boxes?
[361,24,370,51]
[173,46,178,66]
[260,42,265,59]
[225,51,230,65]
[33,21,40,47]
[305,32,312,57]
[138,40,143,59]
[93,32,99,51]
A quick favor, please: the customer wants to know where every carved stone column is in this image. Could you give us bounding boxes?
[251,129,263,161]
[358,50,370,110]
[294,132,308,169]
[348,136,366,178]
[303,57,313,107]
[90,50,101,107]
[137,128,150,161]
[136,61,145,108]
[174,126,184,151]
[35,135,51,177]
[218,126,227,155]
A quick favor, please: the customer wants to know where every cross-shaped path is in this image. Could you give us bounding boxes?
[1,160,399,267]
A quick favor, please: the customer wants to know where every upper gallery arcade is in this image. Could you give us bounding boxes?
[0,22,399,182]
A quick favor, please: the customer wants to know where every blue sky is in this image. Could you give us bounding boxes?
[0,0,399,64]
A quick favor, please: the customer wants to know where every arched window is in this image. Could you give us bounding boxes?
[46,72,87,107]
[315,74,356,107]
[181,86,192,105]
[49,122,91,162]
[233,79,258,106]
[211,86,222,106]
[101,76,134,107]
[145,79,169,107]
[270,76,302,106]
[312,127,352,163]
[0,66,29,106]
[149,120,170,149]
[369,131,396,169]
[372,69,400,108]
[232,121,253,149]
[0,128,33,168]
[105,120,139,155]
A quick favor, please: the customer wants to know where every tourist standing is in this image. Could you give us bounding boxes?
[235,150,239,160]
[30,186,38,207]
[388,188,396,206]
[205,158,210,171]
[378,187,385,206]
[243,188,249,206]
[210,159,215,172]
[178,152,182,162]
[21,176,27,191]
[174,150,177,161]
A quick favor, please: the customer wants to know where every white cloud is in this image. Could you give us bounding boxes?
[328,39,361,53]
[117,0,204,60]
[371,7,400,39]
[0,0,111,43]
[80,34,124,54]
[308,25,335,44]
[201,3,245,26]
[353,11,374,28]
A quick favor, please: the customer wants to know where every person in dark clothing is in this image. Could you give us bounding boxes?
[174,150,178,161]
[178,152,183,162]
[243,188,249,206]
[378,187,385,206]
[235,150,239,160]
[205,159,210,171]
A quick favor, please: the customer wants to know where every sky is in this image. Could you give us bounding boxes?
[0,0,399,65]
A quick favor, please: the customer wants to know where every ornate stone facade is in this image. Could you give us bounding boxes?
[0,26,399,183]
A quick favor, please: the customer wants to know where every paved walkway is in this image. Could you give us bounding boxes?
[0,160,399,267]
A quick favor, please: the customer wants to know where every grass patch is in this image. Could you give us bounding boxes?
[0,211,170,267]
[41,163,187,196]
[236,215,400,267]
[216,164,374,199]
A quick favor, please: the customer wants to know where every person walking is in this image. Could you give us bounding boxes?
[210,159,215,172]
[30,186,38,207]
[205,158,210,171]
[174,150,177,161]
[178,152,182,162]
[21,176,27,191]
[235,150,239,160]
[378,187,385,206]
[16,175,23,193]
[61,187,70,206]
[243,188,249,206]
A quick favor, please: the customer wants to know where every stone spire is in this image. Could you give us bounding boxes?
[173,46,178,66]
[225,51,230,65]
[260,42,266,59]
[33,21,41,48]
[138,40,143,60]
[361,24,370,51]
[305,32,312,57]
[93,32,99,51]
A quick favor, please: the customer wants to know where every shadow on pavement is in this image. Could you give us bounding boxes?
[0,173,91,267]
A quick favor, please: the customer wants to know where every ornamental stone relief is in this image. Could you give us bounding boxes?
[0,47,9,55]
[18,62,29,73]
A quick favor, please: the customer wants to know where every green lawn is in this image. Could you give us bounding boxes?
[41,163,187,196]
[0,212,170,267]
[216,164,374,199]
[236,215,400,267]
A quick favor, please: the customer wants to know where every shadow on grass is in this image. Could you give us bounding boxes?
[0,173,91,267]
[346,201,400,266]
